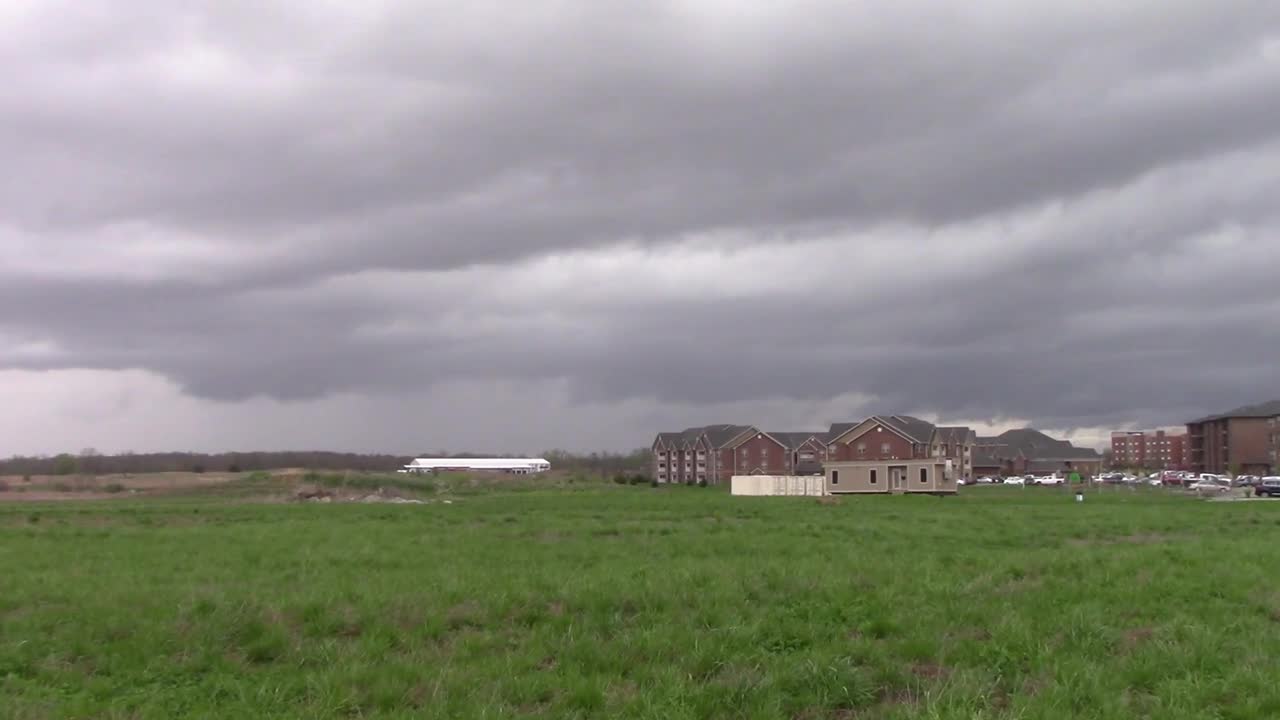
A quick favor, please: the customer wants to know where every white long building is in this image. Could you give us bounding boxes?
[402,458,551,475]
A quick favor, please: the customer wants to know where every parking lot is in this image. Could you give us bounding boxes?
[963,470,1280,500]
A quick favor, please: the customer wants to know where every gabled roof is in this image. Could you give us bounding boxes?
[702,424,755,448]
[932,426,975,446]
[826,423,858,444]
[653,432,683,449]
[878,415,936,444]
[987,429,1101,461]
[828,416,936,445]
[680,427,704,445]
[768,432,828,450]
[1190,400,1280,424]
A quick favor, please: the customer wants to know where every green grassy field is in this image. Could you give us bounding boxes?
[2,486,1279,719]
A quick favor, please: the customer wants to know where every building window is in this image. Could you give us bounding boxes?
[857,443,867,455]
[831,470,839,485]
[920,468,929,483]
[870,469,877,484]
[881,443,891,454]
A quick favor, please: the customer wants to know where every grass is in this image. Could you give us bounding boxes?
[2,487,1279,718]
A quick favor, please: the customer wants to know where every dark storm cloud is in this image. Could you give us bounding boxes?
[4,0,1280,442]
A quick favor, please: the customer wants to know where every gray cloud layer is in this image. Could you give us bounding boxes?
[4,1,1280,450]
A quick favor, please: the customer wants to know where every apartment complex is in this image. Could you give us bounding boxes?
[971,429,1104,477]
[1109,429,1188,470]
[1186,400,1280,475]
[652,416,1100,483]
[651,425,826,485]
[825,416,977,480]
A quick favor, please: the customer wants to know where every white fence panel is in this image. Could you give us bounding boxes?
[731,475,827,497]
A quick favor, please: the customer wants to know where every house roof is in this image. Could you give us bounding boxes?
[878,415,936,444]
[1190,400,1280,424]
[826,423,858,444]
[653,432,683,448]
[702,424,755,448]
[932,426,974,446]
[827,416,941,446]
[768,432,828,450]
[989,429,1101,460]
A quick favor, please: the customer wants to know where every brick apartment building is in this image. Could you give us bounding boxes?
[653,417,1103,484]
[1187,400,1280,475]
[1110,429,1188,471]
[971,429,1103,477]
[654,416,984,484]
[651,426,828,485]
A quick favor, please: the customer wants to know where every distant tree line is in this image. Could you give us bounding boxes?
[539,449,651,478]
[0,447,652,477]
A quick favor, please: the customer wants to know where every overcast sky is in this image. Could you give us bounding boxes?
[3,1,1279,455]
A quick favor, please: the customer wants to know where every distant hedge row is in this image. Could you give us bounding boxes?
[612,474,709,488]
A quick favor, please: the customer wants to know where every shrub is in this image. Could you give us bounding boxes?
[53,454,77,476]
[613,474,629,485]
[628,475,644,486]
[52,482,72,493]
[0,480,9,493]
[685,479,695,486]
[104,483,126,494]
[650,479,658,488]
[192,463,206,474]
[227,464,242,474]
[698,479,708,488]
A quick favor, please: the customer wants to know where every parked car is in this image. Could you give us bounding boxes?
[1235,475,1259,488]
[1148,477,1163,487]
[975,476,996,484]
[1189,477,1232,495]
[1254,477,1280,498]
[1004,476,1025,486]
[1034,475,1064,486]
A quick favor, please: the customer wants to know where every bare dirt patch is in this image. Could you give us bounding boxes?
[911,662,952,681]
[0,470,257,502]
[1120,627,1155,652]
